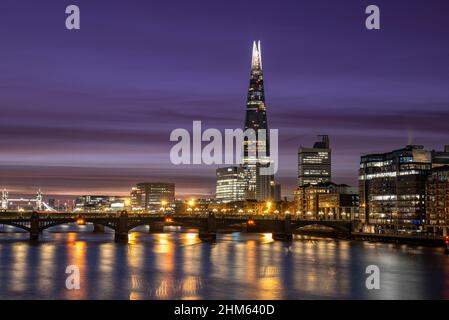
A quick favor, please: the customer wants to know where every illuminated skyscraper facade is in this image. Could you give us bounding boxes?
[359,145,431,233]
[242,41,274,201]
[216,167,246,203]
[298,135,331,187]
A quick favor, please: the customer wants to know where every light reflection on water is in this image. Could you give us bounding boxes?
[0,224,448,300]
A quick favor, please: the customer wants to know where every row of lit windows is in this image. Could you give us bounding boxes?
[360,160,393,168]
[359,170,427,180]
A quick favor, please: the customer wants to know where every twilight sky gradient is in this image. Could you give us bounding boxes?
[1,0,449,199]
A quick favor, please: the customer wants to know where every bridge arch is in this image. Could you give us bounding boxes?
[40,220,117,232]
[0,221,30,232]
[157,220,204,231]
[128,223,153,232]
[293,221,351,233]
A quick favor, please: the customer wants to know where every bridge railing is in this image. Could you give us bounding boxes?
[0,211,356,223]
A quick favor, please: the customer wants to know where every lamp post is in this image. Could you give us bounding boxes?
[160,200,168,215]
[187,198,195,215]
[124,198,131,212]
[266,201,272,215]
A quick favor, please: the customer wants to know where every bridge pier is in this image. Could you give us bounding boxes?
[246,216,258,233]
[272,233,293,241]
[198,232,216,241]
[30,231,39,241]
[93,224,105,233]
[149,223,164,233]
[272,214,293,242]
[114,211,129,243]
[199,213,216,242]
[114,232,129,242]
[30,211,40,242]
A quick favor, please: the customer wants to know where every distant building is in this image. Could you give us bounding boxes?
[1,190,8,210]
[216,167,246,203]
[131,183,175,213]
[431,145,449,168]
[130,187,141,210]
[209,199,295,216]
[270,181,282,202]
[298,135,331,187]
[75,195,128,212]
[174,198,213,215]
[359,145,432,233]
[48,198,56,209]
[294,182,358,220]
[426,166,449,236]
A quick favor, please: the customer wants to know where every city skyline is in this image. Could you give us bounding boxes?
[1,0,449,199]
[1,0,449,304]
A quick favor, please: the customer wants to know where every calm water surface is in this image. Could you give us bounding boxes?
[0,224,448,300]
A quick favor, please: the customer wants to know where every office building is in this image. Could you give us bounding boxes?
[216,167,246,203]
[294,182,358,220]
[359,145,432,233]
[426,166,449,236]
[298,135,331,187]
[431,145,449,168]
[131,183,175,213]
[270,181,282,202]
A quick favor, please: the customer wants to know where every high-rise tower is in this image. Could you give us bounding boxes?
[298,135,332,187]
[242,41,274,201]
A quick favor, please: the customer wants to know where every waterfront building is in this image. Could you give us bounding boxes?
[216,167,246,203]
[294,182,358,220]
[359,145,432,233]
[426,166,449,236]
[242,41,276,201]
[131,183,175,213]
[298,135,331,187]
[431,145,449,168]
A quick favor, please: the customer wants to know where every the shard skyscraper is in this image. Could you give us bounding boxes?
[242,41,275,201]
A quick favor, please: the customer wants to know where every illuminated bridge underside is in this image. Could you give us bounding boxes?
[0,212,353,242]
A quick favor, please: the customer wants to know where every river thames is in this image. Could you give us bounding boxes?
[0,224,448,300]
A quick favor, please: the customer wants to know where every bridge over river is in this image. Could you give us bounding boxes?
[0,211,355,242]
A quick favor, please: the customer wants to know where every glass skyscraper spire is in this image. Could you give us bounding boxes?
[242,41,274,201]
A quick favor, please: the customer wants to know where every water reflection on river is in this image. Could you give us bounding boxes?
[0,224,448,300]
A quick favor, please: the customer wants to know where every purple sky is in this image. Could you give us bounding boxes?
[1,0,449,199]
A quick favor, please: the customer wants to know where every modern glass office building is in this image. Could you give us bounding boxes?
[298,135,331,187]
[359,145,432,233]
[216,167,246,203]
